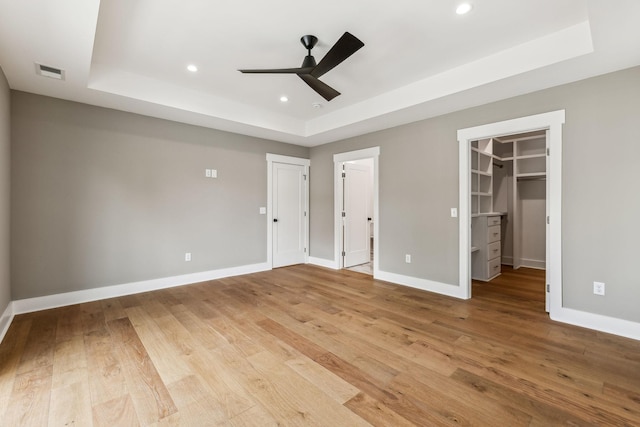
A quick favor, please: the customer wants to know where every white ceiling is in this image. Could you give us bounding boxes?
[1,0,639,147]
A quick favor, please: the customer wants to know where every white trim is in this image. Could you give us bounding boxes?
[307,257,339,270]
[457,110,565,303]
[0,302,14,343]
[519,258,546,270]
[266,153,310,167]
[266,154,310,268]
[551,309,640,342]
[376,270,467,299]
[333,147,380,275]
[12,262,270,315]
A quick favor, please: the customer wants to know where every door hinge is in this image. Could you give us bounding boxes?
[547,216,549,224]
[304,211,307,217]
[304,248,307,253]
[546,284,550,292]
[303,174,307,180]
[342,251,346,257]
[546,148,550,156]
[342,211,346,217]
[342,172,346,178]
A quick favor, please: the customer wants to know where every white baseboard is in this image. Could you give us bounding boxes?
[375,270,467,299]
[0,301,14,343]
[502,256,545,269]
[551,307,640,341]
[12,262,271,315]
[308,257,339,270]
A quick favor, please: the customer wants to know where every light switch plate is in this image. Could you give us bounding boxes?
[451,208,458,218]
[593,281,605,295]
[259,207,266,214]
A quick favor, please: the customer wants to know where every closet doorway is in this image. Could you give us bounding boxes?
[457,110,565,315]
[470,131,548,307]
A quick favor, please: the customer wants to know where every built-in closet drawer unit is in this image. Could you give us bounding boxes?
[471,215,503,281]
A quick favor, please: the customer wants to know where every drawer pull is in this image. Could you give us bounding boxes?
[493,265,499,269]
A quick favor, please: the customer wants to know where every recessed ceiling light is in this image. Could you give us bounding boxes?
[280,96,289,103]
[456,3,472,15]
[187,64,198,72]
[312,102,322,109]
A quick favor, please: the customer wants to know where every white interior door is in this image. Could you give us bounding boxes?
[273,162,306,268]
[343,162,371,267]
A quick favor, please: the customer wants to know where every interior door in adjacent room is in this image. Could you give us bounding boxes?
[272,161,307,268]
[343,162,371,267]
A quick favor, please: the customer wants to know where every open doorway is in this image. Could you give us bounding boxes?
[470,131,548,308]
[457,110,565,316]
[334,147,380,276]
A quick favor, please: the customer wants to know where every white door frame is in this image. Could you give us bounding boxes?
[334,147,380,273]
[266,154,310,268]
[457,111,564,316]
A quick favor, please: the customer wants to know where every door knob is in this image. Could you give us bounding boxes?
[273,218,278,222]
[368,217,372,221]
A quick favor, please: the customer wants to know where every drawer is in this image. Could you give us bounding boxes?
[487,225,501,243]
[488,257,501,278]
[487,241,501,261]
[487,215,501,227]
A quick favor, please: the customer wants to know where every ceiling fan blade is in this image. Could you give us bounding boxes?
[311,32,364,78]
[239,67,314,74]
[298,74,340,101]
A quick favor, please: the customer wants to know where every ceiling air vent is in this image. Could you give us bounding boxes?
[35,63,65,80]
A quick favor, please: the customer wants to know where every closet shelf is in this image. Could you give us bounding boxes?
[471,169,491,176]
[516,153,546,160]
[472,192,492,197]
[516,172,546,179]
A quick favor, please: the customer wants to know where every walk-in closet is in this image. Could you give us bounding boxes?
[470,130,547,282]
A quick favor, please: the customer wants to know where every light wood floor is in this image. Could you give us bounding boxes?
[1,265,639,426]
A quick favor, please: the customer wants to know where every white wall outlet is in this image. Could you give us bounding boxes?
[259,207,266,214]
[451,208,458,218]
[205,169,212,178]
[211,169,217,178]
[405,254,411,263]
[185,252,192,262]
[593,281,605,296]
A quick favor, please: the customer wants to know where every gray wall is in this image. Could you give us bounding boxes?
[11,92,308,300]
[309,66,640,323]
[0,67,10,314]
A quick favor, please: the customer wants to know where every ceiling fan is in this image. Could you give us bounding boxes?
[239,32,364,102]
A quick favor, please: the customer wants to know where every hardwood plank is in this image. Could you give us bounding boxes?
[84,327,127,406]
[0,318,32,420]
[284,357,360,404]
[345,392,417,427]
[3,365,53,427]
[245,350,371,426]
[92,394,140,427]
[106,317,177,424]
